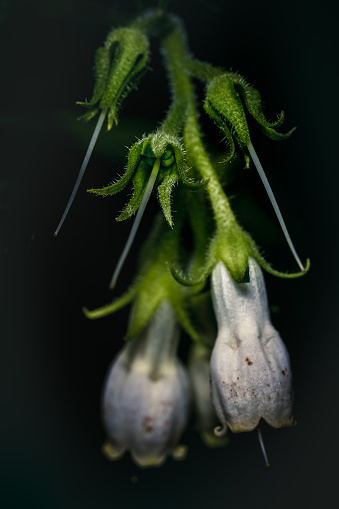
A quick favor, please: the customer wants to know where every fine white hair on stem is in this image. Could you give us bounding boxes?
[53,110,107,236]
[257,427,270,467]
[109,158,161,290]
[247,142,305,272]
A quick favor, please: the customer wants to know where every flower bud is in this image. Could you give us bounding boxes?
[210,258,293,433]
[78,27,149,130]
[101,300,191,467]
[88,131,203,226]
[204,73,293,166]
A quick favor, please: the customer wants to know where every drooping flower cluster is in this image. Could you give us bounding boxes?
[56,8,309,467]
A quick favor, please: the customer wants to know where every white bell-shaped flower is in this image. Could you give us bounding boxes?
[101,300,191,467]
[210,258,293,433]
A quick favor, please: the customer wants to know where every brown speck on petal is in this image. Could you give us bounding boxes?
[142,417,154,433]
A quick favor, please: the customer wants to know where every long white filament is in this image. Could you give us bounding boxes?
[109,158,161,290]
[53,110,107,236]
[257,427,270,467]
[247,142,305,272]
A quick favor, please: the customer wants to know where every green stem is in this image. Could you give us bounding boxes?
[161,22,239,233]
[132,13,189,138]
[184,102,238,231]
[184,58,223,82]
[160,25,191,136]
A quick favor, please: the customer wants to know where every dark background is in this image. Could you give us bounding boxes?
[0,0,337,507]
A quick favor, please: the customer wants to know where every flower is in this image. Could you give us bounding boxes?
[101,300,191,467]
[210,258,293,433]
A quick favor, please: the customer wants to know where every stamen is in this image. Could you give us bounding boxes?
[109,158,161,290]
[247,142,305,272]
[257,426,270,467]
[214,424,227,437]
[53,110,107,236]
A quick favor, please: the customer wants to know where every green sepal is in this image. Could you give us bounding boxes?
[157,173,179,227]
[82,285,137,320]
[204,72,295,166]
[87,138,145,197]
[77,47,110,108]
[238,85,297,140]
[217,123,236,164]
[208,227,252,283]
[169,263,210,287]
[257,124,297,141]
[83,206,208,345]
[125,291,207,347]
[116,159,149,221]
[177,163,207,190]
[204,73,251,148]
[90,132,188,222]
[88,160,139,196]
[125,132,187,223]
[124,291,165,341]
[252,249,311,279]
[238,84,285,129]
[77,108,100,123]
[77,27,149,130]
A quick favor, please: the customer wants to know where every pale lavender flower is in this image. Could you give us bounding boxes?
[210,258,293,433]
[101,300,191,467]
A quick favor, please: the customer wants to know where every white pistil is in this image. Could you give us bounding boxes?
[109,158,161,290]
[247,142,305,272]
[257,427,270,467]
[53,110,107,236]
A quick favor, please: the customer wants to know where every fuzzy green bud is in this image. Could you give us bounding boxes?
[204,72,295,167]
[78,27,149,130]
[88,131,204,226]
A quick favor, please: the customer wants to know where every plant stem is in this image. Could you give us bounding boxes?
[162,22,239,232]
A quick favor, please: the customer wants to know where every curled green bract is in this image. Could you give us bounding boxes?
[77,27,149,130]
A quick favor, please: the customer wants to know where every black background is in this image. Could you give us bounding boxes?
[0,0,337,507]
